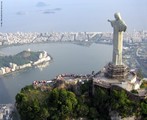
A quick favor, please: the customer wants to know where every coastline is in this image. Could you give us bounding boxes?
[0,50,52,76]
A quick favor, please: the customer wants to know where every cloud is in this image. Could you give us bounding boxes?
[42,9,56,14]
[16,11,27,15]
[41,8,62,14]
[36,2,48,7]
[53,8,62,11]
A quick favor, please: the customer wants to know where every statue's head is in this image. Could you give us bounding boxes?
[114,12,121,20]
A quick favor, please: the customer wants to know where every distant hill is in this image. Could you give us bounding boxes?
[0,50,41,67]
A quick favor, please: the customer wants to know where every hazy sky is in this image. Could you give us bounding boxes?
[1,0,147,32]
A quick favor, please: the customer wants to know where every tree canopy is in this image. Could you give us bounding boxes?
[0,51,41,67]
[15,80,147,120]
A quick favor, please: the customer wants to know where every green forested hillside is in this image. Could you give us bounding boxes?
[0,51,41,67]
[15,80,147,120]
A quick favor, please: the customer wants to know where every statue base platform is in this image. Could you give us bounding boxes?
[104,63,129,79]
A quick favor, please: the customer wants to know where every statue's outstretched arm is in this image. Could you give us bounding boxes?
[108,19,114,27]
[108,19,112,22]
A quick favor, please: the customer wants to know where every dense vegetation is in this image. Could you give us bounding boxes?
[140,80,147,88]
[15,80,147,120]
[0,51,41,67]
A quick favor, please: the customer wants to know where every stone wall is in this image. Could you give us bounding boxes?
[93,81,144,102]
[110,85,144,101]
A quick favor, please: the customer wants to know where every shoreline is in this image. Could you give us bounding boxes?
[0,50,52,76]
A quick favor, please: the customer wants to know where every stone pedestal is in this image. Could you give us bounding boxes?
[105,63,129,79]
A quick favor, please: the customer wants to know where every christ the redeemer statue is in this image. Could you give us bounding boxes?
[108,13,127,65]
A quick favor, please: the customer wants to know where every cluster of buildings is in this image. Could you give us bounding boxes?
[0,50,51,75]
[121,44,147,77]
[32,73,92,92]
[0,104,15,120]
[101,30,147,43]
[0,32,100,45]
[0,31,147,46]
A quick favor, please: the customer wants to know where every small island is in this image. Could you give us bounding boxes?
[0,49,52,75]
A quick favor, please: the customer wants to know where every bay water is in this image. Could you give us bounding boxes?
[0,43,112,103]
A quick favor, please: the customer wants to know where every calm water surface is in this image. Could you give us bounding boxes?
[0,43,112,103]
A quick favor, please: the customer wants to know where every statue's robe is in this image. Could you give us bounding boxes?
[110,19,127,65]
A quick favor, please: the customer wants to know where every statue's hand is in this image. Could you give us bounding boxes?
[108,19,111,22]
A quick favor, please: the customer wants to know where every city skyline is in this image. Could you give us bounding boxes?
[1,0,147,32]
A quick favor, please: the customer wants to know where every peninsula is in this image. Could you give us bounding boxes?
[0,49,51,75]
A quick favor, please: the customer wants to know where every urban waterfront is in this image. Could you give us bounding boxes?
[0,43,112,104]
